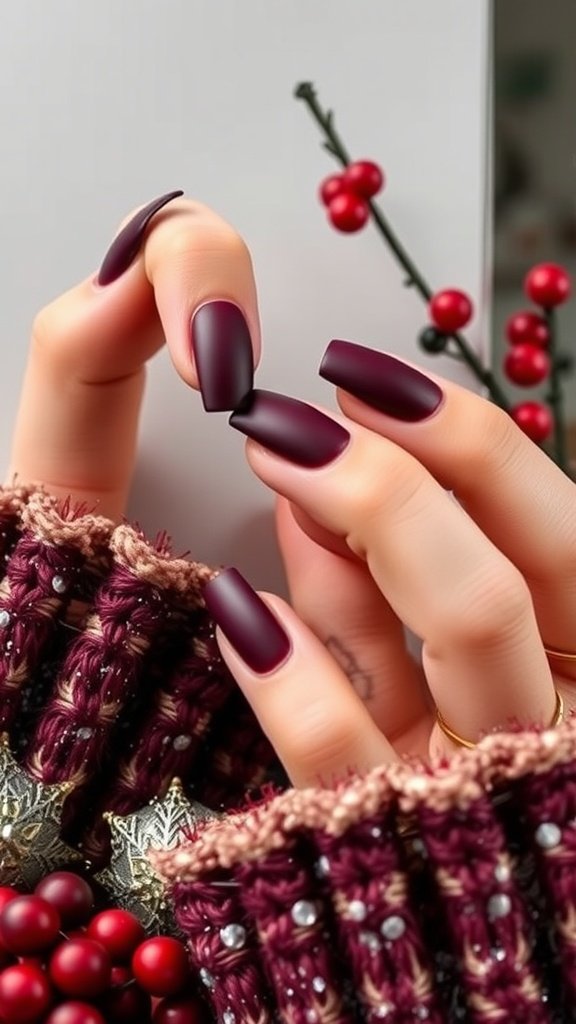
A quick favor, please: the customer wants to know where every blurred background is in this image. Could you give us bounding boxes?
[493,0,576,446]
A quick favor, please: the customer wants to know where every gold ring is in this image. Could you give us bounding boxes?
[544,644,576,664]
[436,688,564,750]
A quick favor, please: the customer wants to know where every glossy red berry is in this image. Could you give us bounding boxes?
[50,938,111,998]
[99,965,152,1022]
[524,262,571,307]
[429,289,473,332]
[45,1002,106,1024]
[0,895,61,954]
[132,937,190,997]
[0,889,20,915]
[319,174,347,206]
[87,909,145,963]
[153,994,209,1023]
[35,873,94,928]
[342,160,384,199]
[511,401,553,443]
[504,343,550,386]
[505,310,550,347]
[327,193,370,233]
[0,962,53,1022]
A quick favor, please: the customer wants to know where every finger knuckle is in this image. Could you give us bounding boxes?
[441,565,533,650]
[346,454,429,555]
[31,301,73,367]
[285,703,361,774]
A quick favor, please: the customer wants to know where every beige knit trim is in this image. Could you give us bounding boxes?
[21,491,113,557]
[152,717,576,879]
[111,525,216,600]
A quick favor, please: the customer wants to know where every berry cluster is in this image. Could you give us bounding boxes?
[419,288,474,355]
[319,160,384,232]
[0,873,204,1023]
[501,262,572,443]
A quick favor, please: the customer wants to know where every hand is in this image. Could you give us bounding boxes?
[10,193,575,793]
[204,344,576,786]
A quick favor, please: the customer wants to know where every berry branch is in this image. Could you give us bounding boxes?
[294,81,510,410]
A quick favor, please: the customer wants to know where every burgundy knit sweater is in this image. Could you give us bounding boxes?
[0,487,573,1022]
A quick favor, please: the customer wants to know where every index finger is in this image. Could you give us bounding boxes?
[6,192,261,519]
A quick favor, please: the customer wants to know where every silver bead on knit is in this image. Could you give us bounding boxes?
[219,923,247,950]
[172,734,192,751]
[494,863,511,884]
[291,900,318,927]
[223,1010,236,1024]
[359,930,382,953]
[380,915,406,941]
[312,976,326,994]
[200,967,215,989]
[76,727,93,741]
[535,822,562,849]
[347,899,368,922]
[51,575,68,594]
[375,1005,393,1018]
[0,610,10,628]
[315,855,330,877]
[487,893,512,920]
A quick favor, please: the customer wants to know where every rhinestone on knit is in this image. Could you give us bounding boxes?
[200,968,215,989]
[173,734,192,751]
[305,1011,318,1023]
[312,977,326,994]
[491,947,506,962]
[413,1008,430,1020]
[51,575,68,594]
[315,855,330,877]
[535,822,562,849]
[0,610,10,628]
[223,1010,236,1024]
[380,915,406,941]
[487,893,512,920]
[219,923,247,950]
[375,1005,393,1018]
[359,930,382,953]
[348,899,368,922]
[76,727,93,741]
[291,900,318,927]
[494,863,511,884]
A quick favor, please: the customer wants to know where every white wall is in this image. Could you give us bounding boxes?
[0,0,491,589]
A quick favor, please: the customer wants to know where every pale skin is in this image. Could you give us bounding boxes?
[8,197,576,788]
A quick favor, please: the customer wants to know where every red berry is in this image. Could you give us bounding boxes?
[511,401,553,443]
[318,174,347,206]
[327,192,370,233]
[505,310,550,347]
[153,995,209,1024]
[50,938,111,998]
[504,343,550,386]
[0,895,61,954]
[429,289,473,332]
[132,937,190,997]
[0,889,20,914]
[87,910,145,964]
[99,965,152,1022]
[524,262,571,307]
[35,873,94,928]
[45,1002,106,1024]
[0,963,53,1023]
[342,160,384,198]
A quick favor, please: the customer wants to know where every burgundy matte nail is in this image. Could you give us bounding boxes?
[203,567,291,674]
[97,189,183,285]
[320,339,443,421]
[191,301,254,412]
[229,389,350,468]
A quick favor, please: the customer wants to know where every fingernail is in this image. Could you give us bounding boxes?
[229,389,350,468]
[191,301,254,412]
[320,340,443,421]
[203,567,291,674]
[97,190,184,286]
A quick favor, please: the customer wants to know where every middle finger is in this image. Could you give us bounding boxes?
[230,391,555,749]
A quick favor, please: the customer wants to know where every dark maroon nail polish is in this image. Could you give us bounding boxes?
[229,389,350,468]
[97,190,183,286]
[320,339,443,421]
[191,301,254,412]
[203,567,291,674]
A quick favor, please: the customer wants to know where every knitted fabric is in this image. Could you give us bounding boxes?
[154,721,576,1024]
[0,486,279,862]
